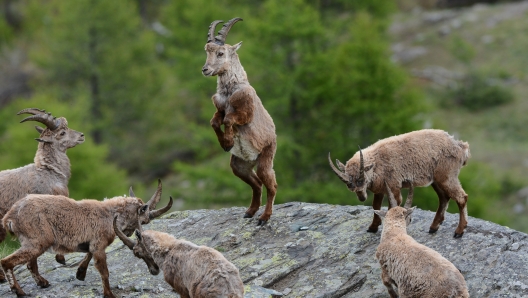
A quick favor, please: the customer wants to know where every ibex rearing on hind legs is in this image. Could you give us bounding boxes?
[202,18,278,225]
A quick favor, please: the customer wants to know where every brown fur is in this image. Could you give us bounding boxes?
[202,20,277,225]
[374,203,469,298]
[0,112,84,280]
[116,227,244,298]
[329,129,470,237]
[0,184,171,298]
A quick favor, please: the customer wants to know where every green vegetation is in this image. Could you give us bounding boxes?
[0,0,525,261]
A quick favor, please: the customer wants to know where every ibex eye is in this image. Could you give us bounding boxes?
[218,52,224,57]
[60,131,66,136]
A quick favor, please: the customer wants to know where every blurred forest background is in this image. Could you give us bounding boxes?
[0,0,527,254]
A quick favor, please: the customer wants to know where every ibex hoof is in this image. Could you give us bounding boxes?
[257,219,268,226]
[243,213,254,219]
[55,254,66,265]
[12,288,26,297]
[38,280,50,288]
[366,227,378,233]
[76,268,87,281]
[428,228,438,234]
[453,232,464,238]
[0,277,6,283]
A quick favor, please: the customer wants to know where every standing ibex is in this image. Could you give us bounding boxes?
[1,180,172,298]
[202,18,278,225]
[0,108,85,279]
[374,182,469,298]
[114,218,244,298]
[329,129,470,237]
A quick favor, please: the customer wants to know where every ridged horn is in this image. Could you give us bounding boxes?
[17,108,60,130]
[358,146,365,182]
[328,152,349,185]
[404,182,414,209]
[384,181,398,209]
[146,179,162,209]
[207,20,223,43]
[113,216,136,250]
[214,17,243,45]
[149,196,173,220]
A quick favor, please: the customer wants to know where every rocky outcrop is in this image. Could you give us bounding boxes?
[1,202,527,297]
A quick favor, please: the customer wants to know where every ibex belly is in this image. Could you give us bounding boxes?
[231,134,259,161]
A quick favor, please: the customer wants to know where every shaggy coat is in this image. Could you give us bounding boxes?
[202,18,277,225]
[0,109,84,275]
[1,181,171,298]
[115,224,244,298]
[329,129,470,237]
[374,184,469,298]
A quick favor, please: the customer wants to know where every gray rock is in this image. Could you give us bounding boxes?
[1,202,527,297]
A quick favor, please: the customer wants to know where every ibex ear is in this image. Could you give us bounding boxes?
[138,205,149,215]
[35,138,52,144]
[373,209,387,218]
[405,206,416,217]
[134,229,143,241]
[232,41,242,51]
[35,125,45,134]
[364,164,374,172]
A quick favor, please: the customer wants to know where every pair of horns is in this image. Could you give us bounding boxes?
[129,179,173,220]
[17,108,62,130]
[114,216,139,250]
[328,146,366,187]
[207,17,243,45]
[385,181,414,209]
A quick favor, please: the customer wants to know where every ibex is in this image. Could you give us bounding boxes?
[202,18,278,225]
[0,108,84,279]
[374,182,469,298]
[1,180,172,298]
[328,129,470,237]
[114,218,244,298]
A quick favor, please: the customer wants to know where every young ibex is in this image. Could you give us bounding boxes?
[202,18,278,225]
[1,180,172,298]
[114,218,244,298]
[329,129,470,237]
[0,108,85,275]
[374,182,469,298]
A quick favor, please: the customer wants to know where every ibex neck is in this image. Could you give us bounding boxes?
[217,57,248,95]
[34,143,71,180]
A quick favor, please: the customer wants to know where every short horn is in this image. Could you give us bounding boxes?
[214,17,243,45]
[18,108,60,130]
[113,216,136,250]
[207,20,223,43]
[328,152,349,184]
[404,182,414,209]
[384,181,398,208]
[149,196,173,219]
[129,186,136,198]
[358,146,365,181]
[146,179,162,209]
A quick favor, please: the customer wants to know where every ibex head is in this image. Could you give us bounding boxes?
[202,17,243,77]
[117,179,173,237]
[328,147,374,202]
[114,217,160,276]
[373,181,415,226]
[18,108,85,152]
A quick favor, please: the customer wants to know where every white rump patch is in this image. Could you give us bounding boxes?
[231,135,259,161]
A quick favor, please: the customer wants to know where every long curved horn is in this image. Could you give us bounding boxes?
[384,181,398,208]
[328,152,349,185]
[149,196,173,220]
[146,179,162,209]
[113,216,136,250]
[358,146,365,180]
[214,17,243,45]
[207,20,223,43]
[404,182,414,209]
[17,108,60,130]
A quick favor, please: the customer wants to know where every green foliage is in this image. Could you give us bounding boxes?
[0,93,128,200]
[449,35,476,65]
[443,71,514,111]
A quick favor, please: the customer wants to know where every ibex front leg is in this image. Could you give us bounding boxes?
[210,110,230,152]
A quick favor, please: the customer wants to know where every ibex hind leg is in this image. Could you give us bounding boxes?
[429,182,450,234]
[438,180,468,238]
[256,143,277,226]
[27,257,49,288]
[230,155,262,220]
[0,222,7,283]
